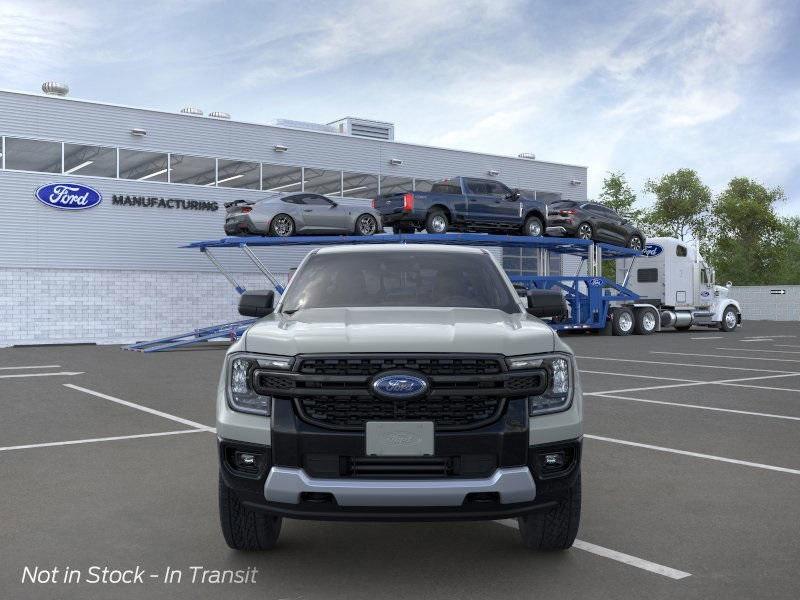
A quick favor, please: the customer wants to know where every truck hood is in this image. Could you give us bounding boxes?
[243,307,555,356]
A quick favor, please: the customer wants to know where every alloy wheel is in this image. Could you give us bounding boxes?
[578,224,592,239]
[358,215,377,235]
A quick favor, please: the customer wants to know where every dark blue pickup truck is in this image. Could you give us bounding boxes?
[372,177,549,236]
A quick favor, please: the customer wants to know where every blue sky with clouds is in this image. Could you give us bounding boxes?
[2,0,799,212]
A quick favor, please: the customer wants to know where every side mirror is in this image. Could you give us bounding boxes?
[329,201,338,208]
[526,289,567,319]
[238,290,275,318]
[726,281,732,288]
[505,189,521,201]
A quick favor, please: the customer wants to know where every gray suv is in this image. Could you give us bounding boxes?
[224,192,383,237]
[217,244,582,551]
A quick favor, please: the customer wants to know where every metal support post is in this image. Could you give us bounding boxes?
[537,248,550,276]
[240,244,285,294]
[621,256,637,288]
[587,242,596,276]
[202,247,246,294]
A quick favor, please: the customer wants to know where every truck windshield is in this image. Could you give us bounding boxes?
[281,251,520,313]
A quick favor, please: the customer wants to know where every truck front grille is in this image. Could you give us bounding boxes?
[253,354,547,431]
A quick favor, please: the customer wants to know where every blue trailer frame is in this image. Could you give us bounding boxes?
[127,233,640,351]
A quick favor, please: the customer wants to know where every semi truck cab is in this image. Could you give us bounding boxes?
[617,237,741,332]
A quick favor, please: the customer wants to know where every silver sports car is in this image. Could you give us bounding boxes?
[224,192,383,237]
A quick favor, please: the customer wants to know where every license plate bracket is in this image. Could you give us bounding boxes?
[365,421,434,457]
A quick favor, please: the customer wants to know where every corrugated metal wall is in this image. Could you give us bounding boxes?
[0,90,586,275]
[730,286,800,321]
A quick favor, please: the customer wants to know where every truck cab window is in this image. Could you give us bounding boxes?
[637,268,658,283]
[676,245,687,257]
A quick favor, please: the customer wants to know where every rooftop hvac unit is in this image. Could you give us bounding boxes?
[518,152,536,160]
[42,82,69,96]
[269,119,338,134]
[180,106,203,116]
[209,111,231,119]
[328,117,395,141]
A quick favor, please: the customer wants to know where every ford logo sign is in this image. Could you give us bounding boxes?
[588,277,604,287]
[641,243,663,257]
[371,373,428,399]
[35,183,102,210]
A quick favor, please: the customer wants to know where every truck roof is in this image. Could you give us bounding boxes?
[315,243,485,255]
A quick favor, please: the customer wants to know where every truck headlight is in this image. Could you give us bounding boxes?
[226,353,292,416]
[507,353,573,416]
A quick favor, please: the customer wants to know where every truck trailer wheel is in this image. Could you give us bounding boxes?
[425,210,449,234]
[720,306,739,332]
[219,474,282,551]
[522,215,544,237]
[611,307,634,336]
[633,307,657,335]
[518,472,581,551]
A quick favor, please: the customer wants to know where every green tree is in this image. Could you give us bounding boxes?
[707,177,786,285]
[642,169,711,241]
[598,171,641,220]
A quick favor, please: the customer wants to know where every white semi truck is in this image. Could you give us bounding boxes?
[611,236,742,335]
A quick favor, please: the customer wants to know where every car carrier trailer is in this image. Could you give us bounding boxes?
[126,233,741,352]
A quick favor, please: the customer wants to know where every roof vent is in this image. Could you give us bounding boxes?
[328,117,394,141]
[208,111,231,119]
[269,119,337,134]
[180,106,203,116]
[42,82,69,96]
[518,152,536,160]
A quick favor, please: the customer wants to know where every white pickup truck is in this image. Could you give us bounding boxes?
[216,244,582,551]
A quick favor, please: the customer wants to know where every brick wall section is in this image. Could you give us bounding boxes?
[730,286,800,322]
[0,268,288,347]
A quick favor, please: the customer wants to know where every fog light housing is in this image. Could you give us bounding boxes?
[542,451,566,469]
[233,451,262,474]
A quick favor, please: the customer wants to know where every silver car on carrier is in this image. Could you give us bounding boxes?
[225,192,383,237]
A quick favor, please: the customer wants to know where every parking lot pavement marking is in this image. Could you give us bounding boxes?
[714,347,800,354]
[63,383,216,432]
[690,336,724,340]
[0,364,61,370]
[575,355,799,374]
[0,429,205,453]
[581,370,700,382]
[585,434,800,475]
[0,371,84,379]
[776,344,800,349]
[652,351,800,364]
[586,372,800,396]
[495,520,691,580]
[588,393,800,422]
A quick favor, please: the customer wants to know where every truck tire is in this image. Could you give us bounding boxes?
[633,307,657,335]
[425,210,449,234]
[611,307,634,336]
[720,306,738,332]
[522,215,544,237]
[269,214,295,237]
[518,472,581,551]
[627,235,644,251]
[219,474,282,551]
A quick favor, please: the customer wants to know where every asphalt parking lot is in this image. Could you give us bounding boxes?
[2,321,799,599]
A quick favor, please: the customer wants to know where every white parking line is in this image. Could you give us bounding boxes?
[776,344,800,349]
[586,372,800,396]
[739,339,773,343]
[495,520,691,579]
[589,393,800,422]
[690,336,724,340]
[0,429,205,453]
[64,384,215,432]
[581,370,696,383]
[576,355,799,374]
[652,351,800,364]
[0,364,61,370]
[0,371,84,379]
[715,347,800,354]
[585,434,800,475]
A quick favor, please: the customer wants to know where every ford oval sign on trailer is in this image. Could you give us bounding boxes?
[35,183,102,210]
[371,373,428,399]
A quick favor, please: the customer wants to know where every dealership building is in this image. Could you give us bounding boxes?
[0,84,589,346]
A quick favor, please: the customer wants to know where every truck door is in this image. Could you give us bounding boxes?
[697,262,714,307]
[670,243,691,307]
[463,179,495,225]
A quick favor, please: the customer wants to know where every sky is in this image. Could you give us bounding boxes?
[2,0,799,213]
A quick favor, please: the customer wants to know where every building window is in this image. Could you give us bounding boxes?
[413,178,436,192]
[502,249,562,277]
[379,175,413,195]
[119,149,169,182]
[262,164,302,192]
[170,154,216,186]
[4,137,61,173]
[341,172,379,198]
[304,168,342,196]
[217,159,260,189]
[63,143,117,177]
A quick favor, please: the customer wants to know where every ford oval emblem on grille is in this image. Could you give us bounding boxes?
[371,373,428,399]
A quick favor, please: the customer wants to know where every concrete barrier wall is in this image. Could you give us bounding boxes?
[730,285,800,321]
